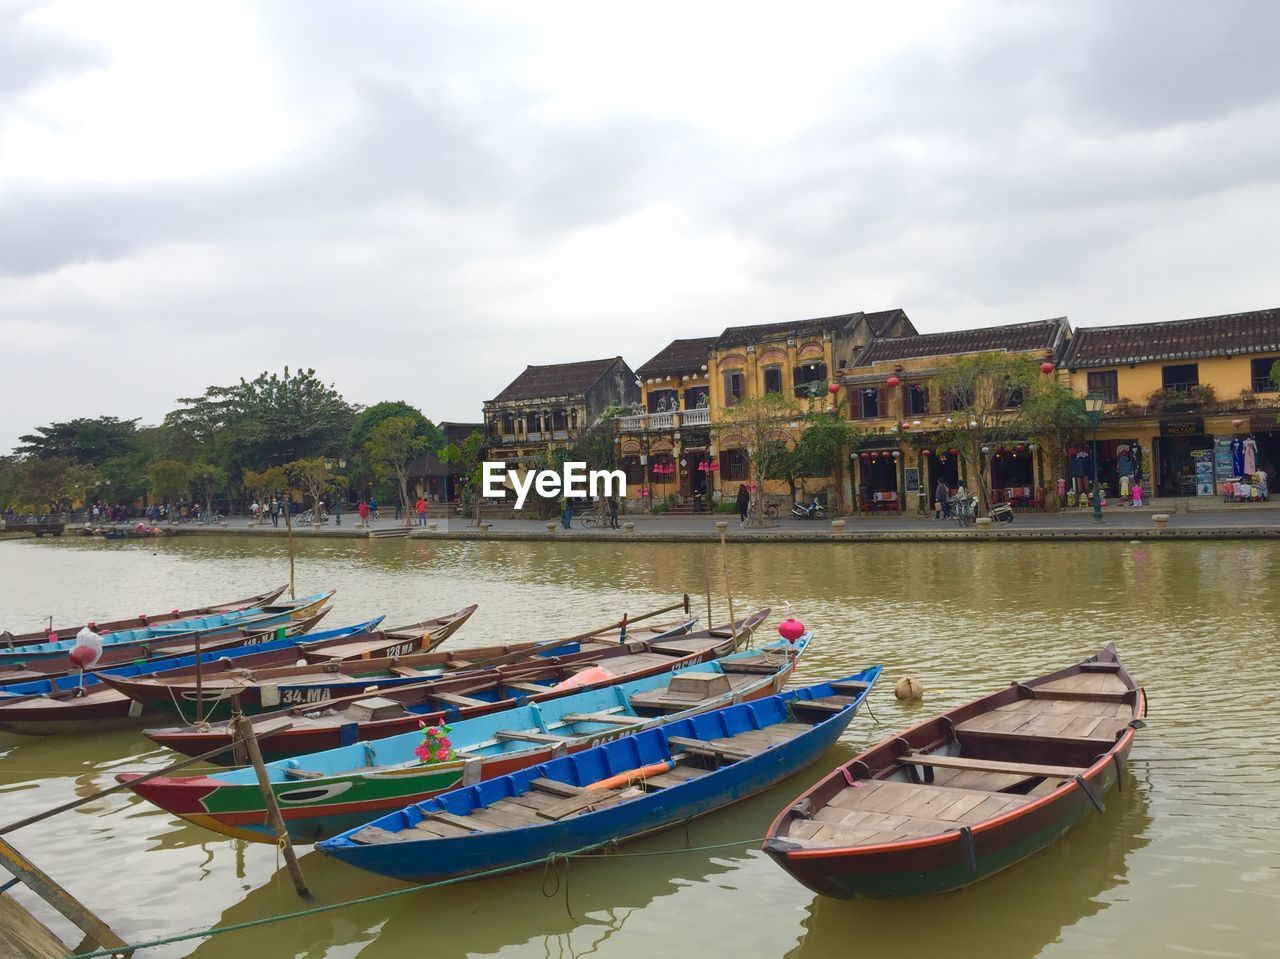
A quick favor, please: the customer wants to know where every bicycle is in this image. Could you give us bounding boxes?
[950,495,976,528]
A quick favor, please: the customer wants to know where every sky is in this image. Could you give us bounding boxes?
[2,0,1279,451]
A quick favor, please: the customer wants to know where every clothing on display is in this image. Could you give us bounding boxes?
[1231,437,1245,477]
[1244,436,1258,475]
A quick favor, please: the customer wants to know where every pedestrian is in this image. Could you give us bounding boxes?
[369,496,379,524]
[934,478,950,520]
[269,498,279,527]
[1131,481,1143,508]
[394,500,402,521]
[736,483,750,526]
[608,493,619,529]
[416,496,428,526]
[334,497,342,526]
[358,499,369,528]
[561,495,573,530]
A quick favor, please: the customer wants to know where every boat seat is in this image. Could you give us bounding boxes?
[428,810,499,833]
[391,666,428,678]
[666,734,756,761]
[504,681,551,695]
[493,729,568,744]
[432,692,490,709]
[529,777,586,797]
[561,712,643,727]
[282,767,325,780]
[901,752,1086,780]
[793,696,852,714]
[830,681,871,696]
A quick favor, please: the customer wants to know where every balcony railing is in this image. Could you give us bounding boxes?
[617,414,647,432]
[648,411,675,430]
[681,407,711,426]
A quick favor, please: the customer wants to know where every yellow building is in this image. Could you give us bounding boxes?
[1061,307,1280,498]
[615,337,717,511]
[840,319,1070,512]
[707,309,915,503]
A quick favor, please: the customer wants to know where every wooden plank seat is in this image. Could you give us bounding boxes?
[642,765,711,789]
[429,810,500,833]
[793,695,853,714]
[830,681,871,696]
[957,706,1126,743]
[493,728,569,744]
[530,777,586,797]
[666,734,756,761]
[902,751,1086,780]
[282,767,325,780]
[561,711,644,727]
[719,660,786,674]
[432,691,491,709]
[504,681,552,695]
[350,825,408,844]
[537,786,644,821]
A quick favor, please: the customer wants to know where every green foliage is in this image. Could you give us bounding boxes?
[242,466,287,504]
[188,460,228,510]
[283,458,342,519]
[366,416,431,522]
[17,417,139,465]
[714,393,802,525]
[347,401,442,493]
[440,430,486,524]
[146,460,190,504]
[571,410,620,471]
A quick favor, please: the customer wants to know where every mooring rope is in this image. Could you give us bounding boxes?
[66,836,768,959]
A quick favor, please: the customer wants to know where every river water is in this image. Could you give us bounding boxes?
[1,535,1277,959]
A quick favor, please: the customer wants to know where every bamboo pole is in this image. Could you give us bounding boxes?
[285,502,296,600]
[716,521,736,643]
[702,546,714,627]
[231,697,309,898]
[194,629,204,725]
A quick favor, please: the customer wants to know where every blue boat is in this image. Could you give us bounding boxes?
[317,667,881,883]
[0,618,385,700]
[0,591,334,666]
[124,636,810,843]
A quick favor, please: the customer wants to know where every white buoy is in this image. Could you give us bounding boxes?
[894,676,924,701]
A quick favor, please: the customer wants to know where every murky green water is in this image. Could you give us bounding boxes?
[1,535,1277,959]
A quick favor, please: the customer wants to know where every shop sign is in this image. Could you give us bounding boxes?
[1160,419,1204,437]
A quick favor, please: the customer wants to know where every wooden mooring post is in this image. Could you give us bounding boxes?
[230,698,310,898]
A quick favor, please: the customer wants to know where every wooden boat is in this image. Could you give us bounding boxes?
[0,608,475,736]
[0,586,288,649]
[100,611,691,721]
[0,605,335,683]
[0,591,335,667]
[120,635,810,843]
[762,644,1145,899]
[315,666,881,883]
[144,610,767,762]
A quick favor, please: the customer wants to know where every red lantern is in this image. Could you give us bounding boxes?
[901,421,911,430]
[1040,362,1054,374]
[886,375,901,388]
[827,382,840,395]
[778,618,805,643]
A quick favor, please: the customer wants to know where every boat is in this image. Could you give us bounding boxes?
[315,667,881,883]
[0,586,288,648]
[0,591,336,667]
[100,611,697,721]
[144,610,766,762]
[0,608,476,736]
[119,634,809,843]
[761,644,1145,899]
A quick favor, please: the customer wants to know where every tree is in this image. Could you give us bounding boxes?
[792,411,860,512]
[17,417,140,465]
[930,354,1057,515]
[146,460,191,509]
[1020,383,1090,511]
[439,430,486,527]
[242,466,287,510]
[714,394,802,526]
[188,460,227,514]
[283,458,340,527]
[366,416,431,526]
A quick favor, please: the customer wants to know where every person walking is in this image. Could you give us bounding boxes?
[560,495,573,530]
[934,478,950,520]
[415,496,428,526]
[608,493,619,529]
[394,500,402,521]
[357,499,369,529]
[736,483,750,526]
[368,496,379,524]
[334,497,341,526]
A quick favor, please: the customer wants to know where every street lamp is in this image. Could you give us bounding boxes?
[1084,391,1106,522]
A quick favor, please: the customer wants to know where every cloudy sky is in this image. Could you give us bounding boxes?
[3,0,1279,450]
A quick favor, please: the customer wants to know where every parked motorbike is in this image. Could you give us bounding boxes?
[989,502,1015,523]
[791,499,826,520]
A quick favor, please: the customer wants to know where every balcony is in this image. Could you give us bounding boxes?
[617,414,647,432]
[681,407,711,426]
[649,411,675,430]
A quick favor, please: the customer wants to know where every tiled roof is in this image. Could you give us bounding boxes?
[439,422,484,444]
[852,318,1069,366]
[636,338,716,379]
[1062,308,1280,369]
[489,358,623,403]
[863,308,913,337]
[715,312,863,348]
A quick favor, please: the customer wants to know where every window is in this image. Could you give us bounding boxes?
[524,412,541,433]
[943,388,973,412]
[763,365,783,395]
[1162,364,1199,392]
[856,388,881,419]
[793,362,828,397]
[551,409,569,430]
[1087,370,1119,403]
[722,370,745,406]
[720,448,749,481]
[906,384,929,415]
[684,385,710,409]
[1251,358,1279,392]
[999,383,1025,409]
[621,456,644,485]
[647,390,677,413]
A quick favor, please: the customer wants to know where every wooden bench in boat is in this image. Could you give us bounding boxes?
[901,751,1086,780]
[530,777,587,797]
[561,711,644,727]
[666,735,756,761]
[504,681,552,695]
[792,695,853,714]
[432,691,491,709]
[493,728,569,744]
[957,707,1127,744]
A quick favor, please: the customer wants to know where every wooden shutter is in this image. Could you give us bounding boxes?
[877,387,888,418]
[850,391,863,419]
[938,388,951,413]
